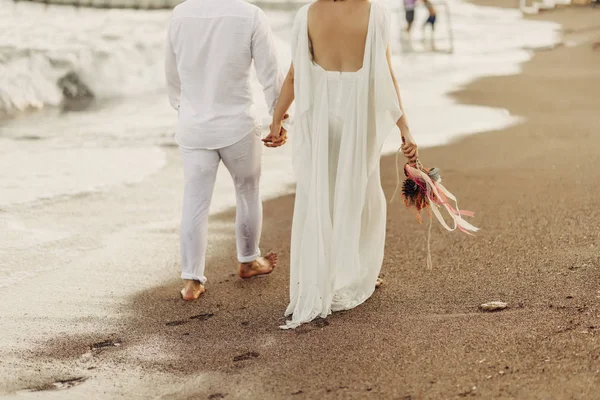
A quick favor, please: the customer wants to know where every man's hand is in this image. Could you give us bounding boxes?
[263,125,287,148]
[263,114,289,148]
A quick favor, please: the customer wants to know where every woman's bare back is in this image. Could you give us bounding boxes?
[308,0,372,72]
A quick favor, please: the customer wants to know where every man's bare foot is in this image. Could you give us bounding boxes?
[239,252,278,279]
[376,277,384,288]
[180,279,205,301]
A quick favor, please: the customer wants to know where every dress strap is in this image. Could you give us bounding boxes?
[291,5,312,118]
[361,3,375,72]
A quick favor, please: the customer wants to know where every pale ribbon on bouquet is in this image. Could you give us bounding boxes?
[391,148,479,268]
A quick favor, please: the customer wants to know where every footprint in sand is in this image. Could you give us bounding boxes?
[165,320,188,327]
[233,351,259,362]
[190,313,214,321]
[30,377,87,392]
[90,339,122,349]
[167,313,214,326]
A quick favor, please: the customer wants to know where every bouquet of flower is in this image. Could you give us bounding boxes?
[391,154,479,235]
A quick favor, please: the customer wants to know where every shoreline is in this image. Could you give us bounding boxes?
[2,5,600,400]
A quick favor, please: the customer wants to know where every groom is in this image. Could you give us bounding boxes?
[165,0,287,301]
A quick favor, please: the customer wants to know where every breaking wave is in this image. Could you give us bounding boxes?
[0,0,170,117]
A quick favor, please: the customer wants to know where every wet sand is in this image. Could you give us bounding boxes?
[2,6,600,400]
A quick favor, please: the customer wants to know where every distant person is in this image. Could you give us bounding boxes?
[264,0,418,328]
[165,0,286,301]
[422,0,437,49]
[404,0,417,33]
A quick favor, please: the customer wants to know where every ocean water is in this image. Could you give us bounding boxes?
[0,0,560,286]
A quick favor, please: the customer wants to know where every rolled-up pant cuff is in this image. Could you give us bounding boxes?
[181,273,207,284]
[238,250,261,264]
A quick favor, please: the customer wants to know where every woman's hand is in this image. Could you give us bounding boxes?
[401,129,418,162]
[263,114,289,148]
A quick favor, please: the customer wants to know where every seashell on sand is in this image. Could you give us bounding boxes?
[480,301,508,312]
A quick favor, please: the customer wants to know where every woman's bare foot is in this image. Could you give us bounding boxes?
[239,252,278,279]
[180,280,205,301]
[375,277,384,288]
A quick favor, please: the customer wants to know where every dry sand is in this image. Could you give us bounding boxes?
[1,6,599,400]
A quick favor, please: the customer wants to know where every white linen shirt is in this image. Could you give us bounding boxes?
[165,0,283,149]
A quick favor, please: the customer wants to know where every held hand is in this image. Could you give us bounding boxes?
[263,123,287,148]
[401,132,418,162]
[263,114,289,148]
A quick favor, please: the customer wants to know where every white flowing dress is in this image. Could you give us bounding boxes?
[283,3,403,329]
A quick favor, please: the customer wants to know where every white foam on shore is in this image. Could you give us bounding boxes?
[0,140,166,207]
[379,0,560,151]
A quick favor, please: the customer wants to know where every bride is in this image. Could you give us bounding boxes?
[264,0,418,329]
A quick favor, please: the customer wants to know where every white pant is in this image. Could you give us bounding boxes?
[179,132,263,283]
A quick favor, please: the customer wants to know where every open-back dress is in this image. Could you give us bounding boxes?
[283,2,402,329]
